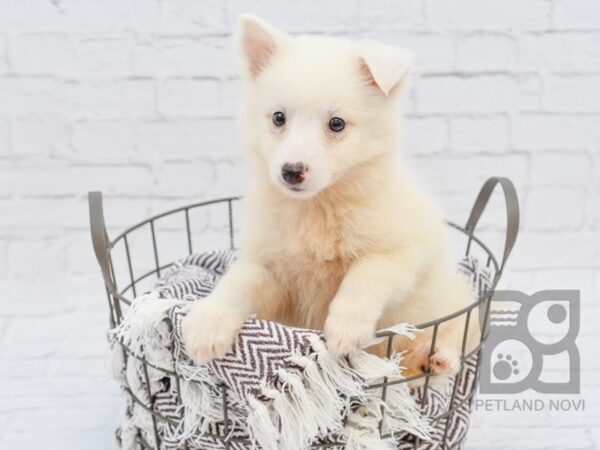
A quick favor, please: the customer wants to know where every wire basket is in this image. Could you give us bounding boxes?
[89,176,519,450]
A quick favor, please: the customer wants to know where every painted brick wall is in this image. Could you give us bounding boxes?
[1,1,598,449]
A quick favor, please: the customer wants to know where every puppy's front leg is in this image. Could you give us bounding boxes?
[182,259,272,363]
[324,252,421,355]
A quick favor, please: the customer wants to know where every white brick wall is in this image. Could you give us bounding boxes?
[1,1,598,449]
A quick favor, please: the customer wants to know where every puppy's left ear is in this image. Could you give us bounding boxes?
[236,14,289,80]
[359,41,415,96]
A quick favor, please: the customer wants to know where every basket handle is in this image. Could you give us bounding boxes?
[88,191,116,295]
[465,177,520,273]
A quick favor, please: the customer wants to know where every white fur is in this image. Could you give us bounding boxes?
[182,15,478,383]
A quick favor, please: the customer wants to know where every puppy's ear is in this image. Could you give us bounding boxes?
[236,15,288,80]
[359,41,414,96]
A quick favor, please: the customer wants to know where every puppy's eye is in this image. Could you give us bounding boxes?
[272,111,286,127]
[329,117,345,132]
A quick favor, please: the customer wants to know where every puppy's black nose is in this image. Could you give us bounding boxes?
[281,163,306,185]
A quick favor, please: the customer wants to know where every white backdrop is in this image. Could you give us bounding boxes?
[1,1,599,449]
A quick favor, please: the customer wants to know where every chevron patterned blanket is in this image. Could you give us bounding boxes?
[110,250,490,450]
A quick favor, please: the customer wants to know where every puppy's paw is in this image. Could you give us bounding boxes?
[410,341,460,377]
[429,350,460,376]
[182,300,246,364]
[324,312,376,355]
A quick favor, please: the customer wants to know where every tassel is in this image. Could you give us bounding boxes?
[348,350,399,380]
[247,396,279,450]
[289,354,345,435]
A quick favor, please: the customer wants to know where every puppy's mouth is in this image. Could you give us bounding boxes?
[276,179,315,199]
[278,176,306,193]
[273,171,321,199]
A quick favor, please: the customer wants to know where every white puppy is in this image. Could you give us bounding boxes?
[183,15,477,382]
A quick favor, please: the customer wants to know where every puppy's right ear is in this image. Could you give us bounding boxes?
[359,41,414,96]
[236,15,288,80]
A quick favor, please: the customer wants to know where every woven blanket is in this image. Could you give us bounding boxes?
[110,250,491,450]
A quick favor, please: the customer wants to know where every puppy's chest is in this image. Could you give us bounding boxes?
[267,207,356,299]
[273,207,358,264]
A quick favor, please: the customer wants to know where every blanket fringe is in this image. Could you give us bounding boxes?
[110,294,431,449]
[247,396,278,450]
[244,333,431,450]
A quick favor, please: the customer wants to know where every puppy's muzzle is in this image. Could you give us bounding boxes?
[281,162,307,185]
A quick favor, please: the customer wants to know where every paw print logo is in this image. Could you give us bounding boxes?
[480,290,580,394]
[493,354,519,381]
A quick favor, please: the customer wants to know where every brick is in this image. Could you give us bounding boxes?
[136,118,240,160]
[69,79,155,118]
[0,77,68,114]
[101,197,182,229]
[6,239,69,280]
[0,198,89,231]
[0,164,155,197]
[589,189,600,231]
[227,0,359,33]
[0,117,9,154]
[132,36,236,77]
[399,83,418,114]
[592,426,600,450]
[456,34,517,71]
[71,119,135,160]
[1,360,49,379]
[523,187,586,231]
[11,33,73,75]
[545,75,600,113]
[519,268,596,305]
[0,34,8,73]
[579,306,600,338]
[4,312,105,343]
[427,0,551,30]
[418,74,540,113]
[519,32,600,71]
[220,77,243,114]
[0,395,122,413]
[213,156,247,196]
[127,0,161,32]
[158,78,221,116]
[555,0,600,29]
[2,430,118,450]
[63,0,159,33]
[530,152,592,188]
[0,278,107,317]
[512,114,600,150]
[161,0,228,33]
[404,115,449,154]
[0,242,7,274]
[451,115,509,153]
[8,407,116,432]
[467,425,592,449]
[358,0,424,30]
[155,159,216,197]
[0,375,118,398]
[72,35,132,76]
[511,231,599,270]
[596,152,600,191]
[414,153,529,194]
[2,0,69,31]
[12,116,70,156]
[48,358,112,378]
